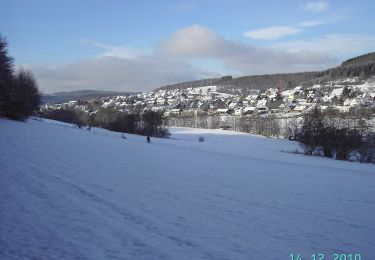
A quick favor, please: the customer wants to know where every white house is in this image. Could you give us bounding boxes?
[243,106,258,114]
[234,107,243,116]
[293,105,308,112]
[228,102,238,109]
[216,108,230,115]
[331,88,344,98]
[256,99,268,108]
[169,108,182,116]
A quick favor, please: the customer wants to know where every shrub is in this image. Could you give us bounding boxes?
[198,136,205,142]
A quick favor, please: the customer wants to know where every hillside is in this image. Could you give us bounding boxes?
[156,72,317,93]
[42,90,139,104]
[156,52,375,93]
[342,52,375,67]
[316,52,375,81]
[1,118,374,259]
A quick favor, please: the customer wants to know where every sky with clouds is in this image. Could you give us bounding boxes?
[1,0,374,93]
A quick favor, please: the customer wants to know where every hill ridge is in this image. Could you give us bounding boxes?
[156,52,375,94]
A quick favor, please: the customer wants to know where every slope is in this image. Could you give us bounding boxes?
[0,119,374,259]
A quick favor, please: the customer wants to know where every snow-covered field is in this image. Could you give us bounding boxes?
[1,118,374,259]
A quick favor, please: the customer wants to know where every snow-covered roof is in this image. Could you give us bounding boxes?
[243,106,257,112]
[257,99,268,108]
[216,108,230,113]
[331,88,344,97]
[293,105,308,112]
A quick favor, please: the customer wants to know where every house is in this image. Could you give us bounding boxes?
[349,98,364,107]
[336,106,350,113]
[216,108,230,115]
[151,106,164,112]
[210,99,225,110]
[283,102,296,112]
[118,102,130,109]
[245,94,259,101]
[293,104,308,112]
[210,92,220,98]
[234,107,243,116]
[102,101,115,108]
[168,108,182,116]
[156,98,167,106]
[281,89,298,101]
[181,109,197,117]
[343,99,352,106]
[331,88,344,98]
[256,99,269,108]
[296,98,307,105]
[243,106,258,115]
[228,102,238,109]
[257,107,268,114]
[269,108,279,114]
[68,101,78,107]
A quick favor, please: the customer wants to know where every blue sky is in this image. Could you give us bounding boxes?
[1,0,375,93]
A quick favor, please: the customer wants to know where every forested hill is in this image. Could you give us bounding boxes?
[342,52,375,67]
[156,52,375,94]
[315,52,375,80]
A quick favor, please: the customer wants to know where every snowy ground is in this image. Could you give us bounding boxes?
[1,118,374,260]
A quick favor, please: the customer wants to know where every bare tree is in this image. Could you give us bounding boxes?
[0,35,14,117]
[4,69,40,120]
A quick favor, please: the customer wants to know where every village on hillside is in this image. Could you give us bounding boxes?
[42,77,375,121]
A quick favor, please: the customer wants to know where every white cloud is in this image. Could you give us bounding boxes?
[80,38,147,59]
[161,25,335,72]
[298,20,326,27]
[244,20,325,40]
[159,24,234,57]
[31,56,209,94]
[244,26,302,40]
[272,34,375,57]
[301,1,330,12]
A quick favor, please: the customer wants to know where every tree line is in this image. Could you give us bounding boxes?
[40,107,170,138]
[0,35,40,121]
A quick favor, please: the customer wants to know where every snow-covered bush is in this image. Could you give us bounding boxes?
[312,146,324,156]
[348,151,361,162]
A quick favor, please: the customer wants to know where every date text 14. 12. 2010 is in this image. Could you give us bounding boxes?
[289,253,362,260]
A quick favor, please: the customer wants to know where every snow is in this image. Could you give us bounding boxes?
[1,118,375,259]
